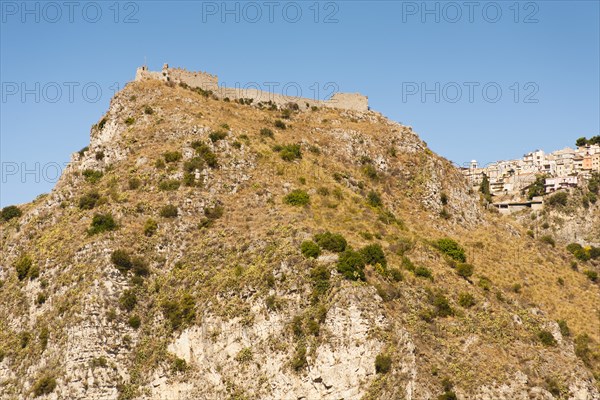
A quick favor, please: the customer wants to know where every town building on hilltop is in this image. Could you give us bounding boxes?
[462,143,600,200]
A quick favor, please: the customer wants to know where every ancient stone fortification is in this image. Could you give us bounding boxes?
[135,64,369,112]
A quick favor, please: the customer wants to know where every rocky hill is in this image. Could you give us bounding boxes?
[1,78,599,400]
[517,184,600,248]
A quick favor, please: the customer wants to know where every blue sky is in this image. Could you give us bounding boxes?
[1,0,599,207]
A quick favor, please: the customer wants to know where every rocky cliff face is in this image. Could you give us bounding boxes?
[0,79,598,400]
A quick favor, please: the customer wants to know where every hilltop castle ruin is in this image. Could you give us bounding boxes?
[135,64,369,112]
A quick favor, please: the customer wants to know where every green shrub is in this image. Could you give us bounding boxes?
[367,191,382,207]
[158,179,181,191]
[191,141,218,168]
[360,231,374,240]
[589,172,600,193]
[39,327,49,351]
[574,248,591,262]
[155,159,166,169]
[161,293,196,330]
[375,354,391,374]
[235,347,253,363]
[274,120,286,129]
[283,190,310,206]
[433,293,453,317]
[172,357,187,373]
[574,334,593,364]
[539,235,556,247]
[144,105,154,115]
[301,241,321,258]
[414,266,432,279]
[106,309,117,322]
[82,169,103,184]
[546,191,568,207]
[96,117,108,130]
[20,331,31,348]
[567,243,583,254]
[360,244,387,267]
[260,128,274,138]
[15,255,33,281]
[36,293,47,306]
[458,292,476,308]
[440,192,449,205]
[184,157,205,173]
[125,117,135,125]
[337,250,366,281]
[435,238,466,262]
[90,357,108,368]
[456,263,474,279]
[478,276,492,291]
[389,268,403,282]
[557,319,570,337]
[401,257,415,272]
[291,344,307,371]
[584,192,598,206]
[265,295,282,311]
[119,290,137,312]
[362,163,378,179]
[209,130,227,143]
[278,144,302,161]
[583,270,598,282]
[541,221,550,229]
[160,205,178,218]
[144,219,158,237]
[198,205,224,228]
[538,330,557,346]
[291,315,304,338]
[314,187,329,197]
[0,205,22,222]
[183,172,196,187]
[281,109,292,119]
[128,315,141,329]
[314,232,347,252]
[28,264,39,280]
[360,156,373,165]
[88,213,117,235]
[78,146,89,157]
[310,265,331,300]
[128,177,142,190]
[95,150,104,160]
[130,257,150,277]
[163,151,183,163]
[79,191,101,210]
[527,174,547,199]
[265,272,276,288]
[32,375,56,397]
[439,208,451,220]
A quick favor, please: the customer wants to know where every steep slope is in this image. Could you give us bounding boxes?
[1,79,599,400]
[520,186,600,247]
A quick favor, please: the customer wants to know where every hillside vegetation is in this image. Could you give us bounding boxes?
[0,79,598,399]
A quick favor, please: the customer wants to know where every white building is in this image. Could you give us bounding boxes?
[545,176,578,193]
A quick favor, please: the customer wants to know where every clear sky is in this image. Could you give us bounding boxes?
[1,0,599,207]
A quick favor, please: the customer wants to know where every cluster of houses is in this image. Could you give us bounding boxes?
[461,143,600,213]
